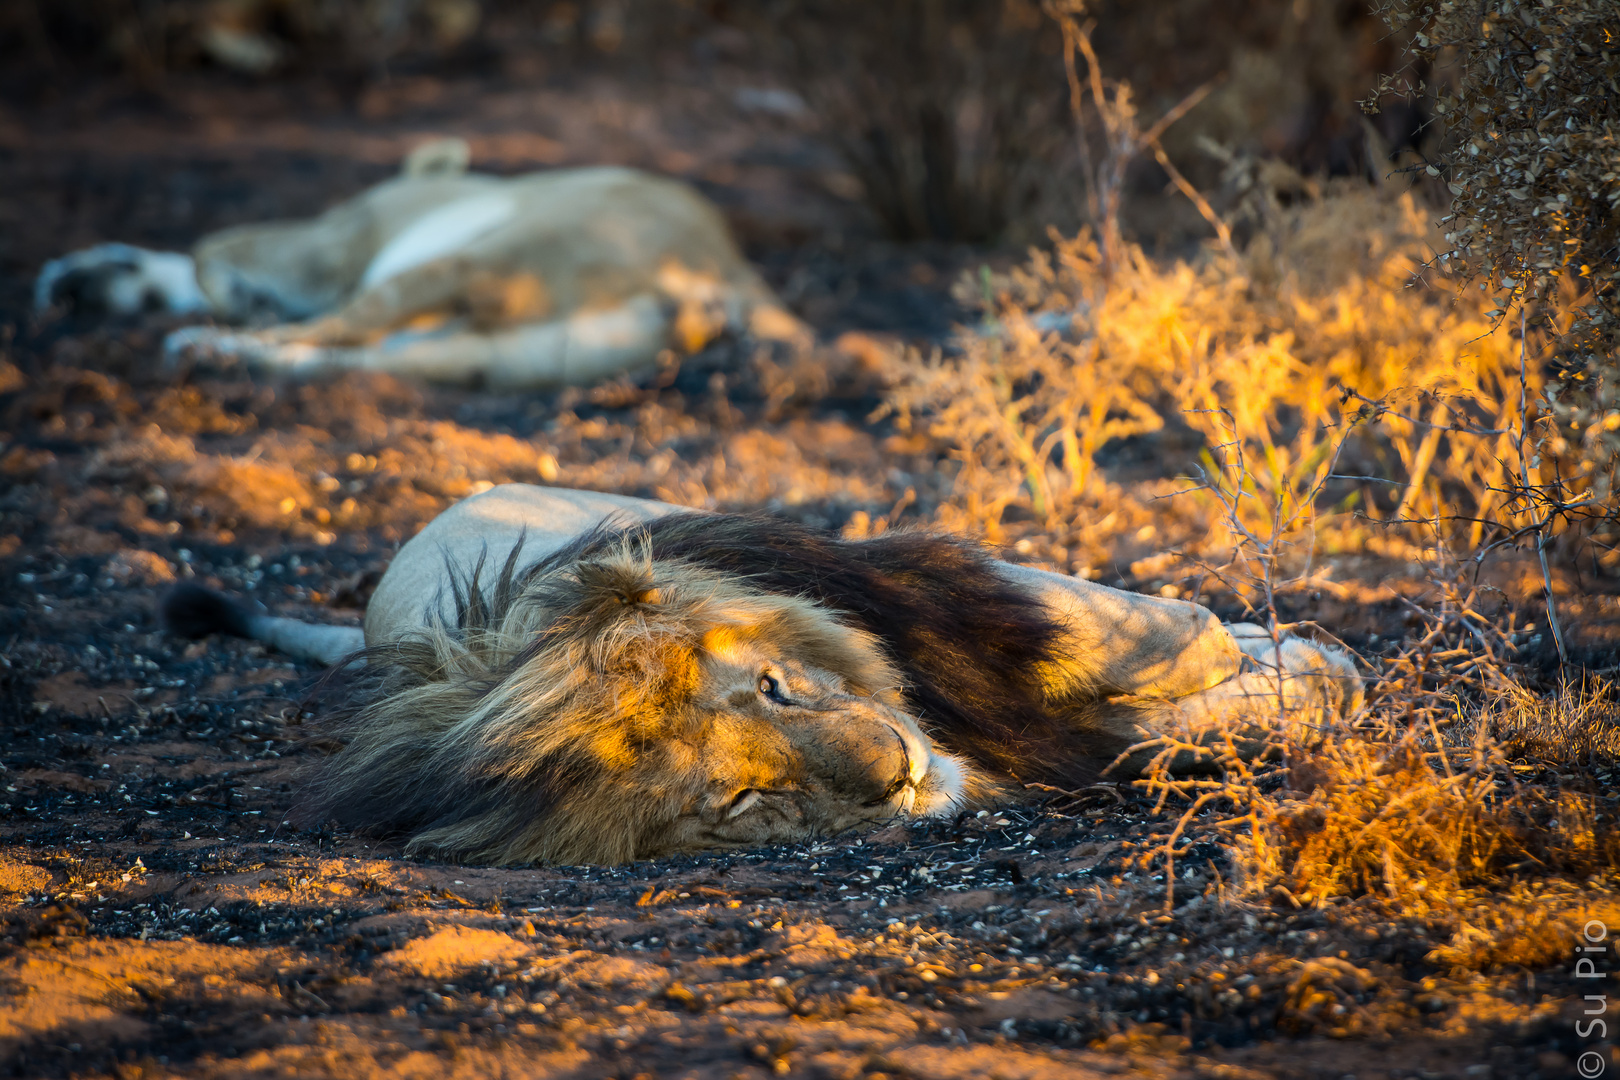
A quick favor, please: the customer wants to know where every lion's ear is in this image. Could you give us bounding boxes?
[573,558,660,611]
[568,557,701,721]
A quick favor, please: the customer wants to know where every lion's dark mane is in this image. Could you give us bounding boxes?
[536,513,1124,790]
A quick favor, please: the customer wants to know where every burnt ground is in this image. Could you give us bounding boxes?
[0,55,1614,1080]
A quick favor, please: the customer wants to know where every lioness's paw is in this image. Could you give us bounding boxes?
[164,326,327,373]
[36,244,207,317]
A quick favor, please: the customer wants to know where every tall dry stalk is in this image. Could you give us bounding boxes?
[1047,1,1233,277]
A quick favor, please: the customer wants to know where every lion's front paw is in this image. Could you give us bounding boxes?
[1221,624,1363,714]
[1279,636,1363,712]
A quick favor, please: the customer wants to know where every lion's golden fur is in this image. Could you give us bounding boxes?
[308,534,919,865]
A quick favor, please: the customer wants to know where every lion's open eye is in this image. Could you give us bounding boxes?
[758,673,792,704]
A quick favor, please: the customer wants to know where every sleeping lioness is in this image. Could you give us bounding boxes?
[36,139,807,389]
[163,484,1361,865]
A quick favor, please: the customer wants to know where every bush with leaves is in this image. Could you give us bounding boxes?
[1372,0,1619,491]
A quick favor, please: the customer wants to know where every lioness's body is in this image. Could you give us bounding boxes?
[38,143,806,389]
[167,484,1360,864]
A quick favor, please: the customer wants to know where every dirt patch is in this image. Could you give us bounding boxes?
[379,925,532,980]
[0,938,264,1051]
[0,858,52,899]
[104,549,178,586]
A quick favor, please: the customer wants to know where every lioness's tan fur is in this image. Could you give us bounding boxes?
[39,140,807,389]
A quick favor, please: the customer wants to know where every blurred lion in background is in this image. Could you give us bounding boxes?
[36,138,808,390]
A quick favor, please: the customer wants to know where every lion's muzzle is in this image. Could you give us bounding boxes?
[796,707,918,814]
[886,712,969,818]
[787,699,965,822]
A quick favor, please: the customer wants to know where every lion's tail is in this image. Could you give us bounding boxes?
[160,583,365,667]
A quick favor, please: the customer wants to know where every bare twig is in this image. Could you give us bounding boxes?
[1051,5,1222,279]
[1508,306,1567,663]
[1149,141,1239,262]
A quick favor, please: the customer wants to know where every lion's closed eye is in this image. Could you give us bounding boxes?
[726,789,763,818]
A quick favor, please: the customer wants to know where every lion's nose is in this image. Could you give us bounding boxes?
[866,758,912,807]
[805,719,912,807]
[859,728,914,808]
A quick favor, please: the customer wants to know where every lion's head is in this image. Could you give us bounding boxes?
[307,535,978,865]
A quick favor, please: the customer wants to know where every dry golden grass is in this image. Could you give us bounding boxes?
[1240,691,1620,912]
[1113,651,1620,971]
[1426,881,1620,971]
[885,180,1535,568]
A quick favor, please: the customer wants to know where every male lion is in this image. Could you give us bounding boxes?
[35,139,806,389]
[163,484,1361,865]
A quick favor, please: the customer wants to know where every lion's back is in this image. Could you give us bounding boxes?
[362,484,688,644]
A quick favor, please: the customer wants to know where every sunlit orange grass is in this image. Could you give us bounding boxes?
[1206,677,1620,924]
[1248,735,1530,911]
[1425,879,1620,972]
[885,182,1534,558]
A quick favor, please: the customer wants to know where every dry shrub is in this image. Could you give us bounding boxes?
[1109,580,1620,966]
[1120,659,1620,966]
[1100,448,1620,955]
[756,0,1068,242]
[1236,715,1618,913]
[1373,0,1620,492]
[1476,675,1620,768]
[884,180,1531,566]
[751,0,1412,244]
[1426,882,1620,971]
